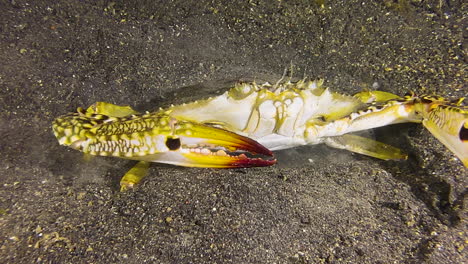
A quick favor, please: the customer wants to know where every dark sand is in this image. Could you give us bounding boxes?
[1,1,466,263]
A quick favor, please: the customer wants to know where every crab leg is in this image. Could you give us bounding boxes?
[313,93,468,165]
[120,161,150,191]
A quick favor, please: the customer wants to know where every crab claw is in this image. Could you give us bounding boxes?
[53,111,276,168]
[141,121,277,168]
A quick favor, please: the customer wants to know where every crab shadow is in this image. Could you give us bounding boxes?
[373,124,463,228]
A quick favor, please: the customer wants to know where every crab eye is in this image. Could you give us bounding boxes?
[166,137,181,150]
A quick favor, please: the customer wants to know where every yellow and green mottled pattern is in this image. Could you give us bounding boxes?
[52,108,180,159]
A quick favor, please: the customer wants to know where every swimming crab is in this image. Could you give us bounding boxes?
[53,78,467,190]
